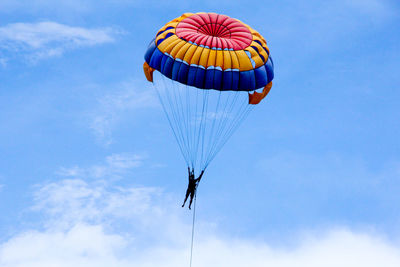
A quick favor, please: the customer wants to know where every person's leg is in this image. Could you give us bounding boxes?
[188,193,194,210]
[182,189,190,207]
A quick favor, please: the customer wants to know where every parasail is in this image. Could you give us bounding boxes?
[144,12,274,176]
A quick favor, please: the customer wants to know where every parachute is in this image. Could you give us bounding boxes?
[144,12,274,174]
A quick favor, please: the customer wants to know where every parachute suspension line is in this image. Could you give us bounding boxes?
[155,74,255,172]
[196,89,210,171]
[201,90,222,168]
[192,87,200,169]
[161,76,191,164]
[203,90,240,168]
[188,84,198,170]
[205,102,254,168]
[189,192,197,267]
[204,92,253,169]
[201,90,240,169]
[226,102,254,144]
[170,78,191,165]
[201,90,211,169]
[199,89,210,168]
[174,79,192,166]
[153,77,189,167]
[206,102,251,168]
[186,84,194,169]
[145,12,275,175]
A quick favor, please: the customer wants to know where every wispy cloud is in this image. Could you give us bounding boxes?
[0,21,121,63]
[32,179,160,230]
[89,81,158,146]
[57,153,144,180]
[33,154,169,232]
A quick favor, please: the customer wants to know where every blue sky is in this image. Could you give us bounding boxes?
[1,0,400,266]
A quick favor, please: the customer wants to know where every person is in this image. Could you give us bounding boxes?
[182,167,204,209]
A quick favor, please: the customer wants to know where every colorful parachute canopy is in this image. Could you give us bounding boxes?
[144,12,274,104]
[144,13,274,172]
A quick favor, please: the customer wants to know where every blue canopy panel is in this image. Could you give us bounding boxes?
[145,41,274,92]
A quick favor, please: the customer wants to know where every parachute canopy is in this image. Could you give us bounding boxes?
[144,12,274,104]
[144,13,274,171]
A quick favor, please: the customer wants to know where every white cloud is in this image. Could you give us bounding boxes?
[0,22,120,63]
[2,153,400,266]
[3,227,400,267]
[1,175,400,267]
[89,81,158,146]
[0,223,128,267]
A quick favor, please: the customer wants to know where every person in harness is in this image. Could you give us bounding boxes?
[182,167,204,209]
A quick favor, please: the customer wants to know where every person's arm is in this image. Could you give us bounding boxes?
[196,170,205,181]
[188,167,190,176]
